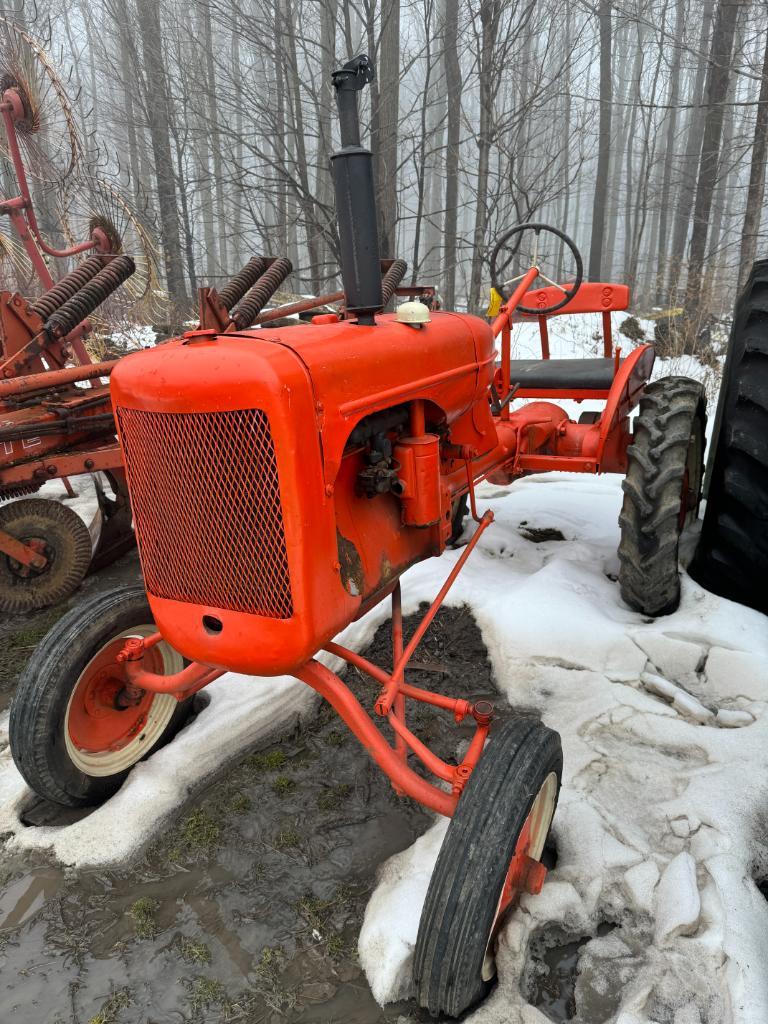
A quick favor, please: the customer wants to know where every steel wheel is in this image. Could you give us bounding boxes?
[10,584,192,807]
[63,624,181,777]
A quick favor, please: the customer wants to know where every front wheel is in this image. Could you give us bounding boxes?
[9,584,192,807]
[413,717,562,1018]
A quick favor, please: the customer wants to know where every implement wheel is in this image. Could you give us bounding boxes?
[618,377,706,617]
[0,498,92,613]
[10,584,192,807]
[413,718,562,1018]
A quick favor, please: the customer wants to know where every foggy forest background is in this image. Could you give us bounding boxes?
[4,0,768,325]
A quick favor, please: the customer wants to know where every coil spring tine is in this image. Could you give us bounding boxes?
[31,255,105,321]
[380,259,408,308]
[218,256,267,312]
[44,255,136,340]
[231,257,293,331]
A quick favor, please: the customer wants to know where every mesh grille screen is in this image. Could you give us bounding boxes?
[116,407,293,619]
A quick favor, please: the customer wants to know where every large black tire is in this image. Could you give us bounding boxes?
[689,260,768,614]
[618,377,706,617]
[413,718,562,1018]
[0,498,92,613]
[10,584,192,807]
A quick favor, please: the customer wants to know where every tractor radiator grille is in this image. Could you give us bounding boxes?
[116,407,293,619]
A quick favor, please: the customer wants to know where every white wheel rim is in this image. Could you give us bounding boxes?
[481,770,558,981]
[64,624,182,777]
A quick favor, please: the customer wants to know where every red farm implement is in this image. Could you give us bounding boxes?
[0,18,161,611]
[10,55,707,1017]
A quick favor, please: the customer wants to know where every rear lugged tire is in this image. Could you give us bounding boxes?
[10,584,192,807]
[413,718,562,1018]
[618,377,706,617]
[690,260,768,614]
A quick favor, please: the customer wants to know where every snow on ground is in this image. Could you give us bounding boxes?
[0,673,315,868]
[35,473,102,551]
[109,324,158,350]
[3,469,765,1020]
[358,476,768,1024]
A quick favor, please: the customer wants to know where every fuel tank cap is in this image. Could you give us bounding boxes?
[395,301,431,327]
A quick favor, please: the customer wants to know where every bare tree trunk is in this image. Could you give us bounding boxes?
[170,122,198,297]
[556,5,573,279]
[197,135,217,280]
[411,9,435,283]
[135,0,188,309]
[468,0,497,313]
[655,0,684,303]
[621,32,645,280]
[199,1,228,274]
[376,0,401,259]
[272,0,288,256]
[442,0,461,307]
[283,0,322,289]
[589,0,613,281]
[231,27,245,268]
[738,25,768,293]
[424,0,447,284]
[667,0,715,299]
[316,0,338,286]
[604,18,630,277]
[702,34,741,303]
[116,3,142,209]
[684,0,742,317]
[627,30,665,289]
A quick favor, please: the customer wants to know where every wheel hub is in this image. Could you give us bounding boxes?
[67,637,159,754]
[7,536,51,578]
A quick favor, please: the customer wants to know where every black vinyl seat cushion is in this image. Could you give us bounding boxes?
[510,358,618,390]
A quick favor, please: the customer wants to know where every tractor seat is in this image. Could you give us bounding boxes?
[509,358,618,391]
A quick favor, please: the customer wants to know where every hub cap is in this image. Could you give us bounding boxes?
[64,625,182,777]
[7,536,50,578]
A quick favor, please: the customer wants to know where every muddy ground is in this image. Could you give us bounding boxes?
[1,558,536,1024]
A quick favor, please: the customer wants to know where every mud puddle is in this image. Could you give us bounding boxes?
[523,921,630,1023]
[0,604,503,1022]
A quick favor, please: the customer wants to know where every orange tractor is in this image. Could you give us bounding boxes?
[10,55,706,1016]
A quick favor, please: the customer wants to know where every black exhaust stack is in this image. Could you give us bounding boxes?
[331,55,383,326]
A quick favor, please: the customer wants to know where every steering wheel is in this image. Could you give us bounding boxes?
[490,222,583,315]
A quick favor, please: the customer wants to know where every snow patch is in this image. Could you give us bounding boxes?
[355,476,768,1024]
[0,674,315,868]
[654,852,700,943]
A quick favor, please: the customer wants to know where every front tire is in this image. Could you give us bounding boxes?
[10,584,192,807]
[413,717,562,1018]
[618,377,706,617]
